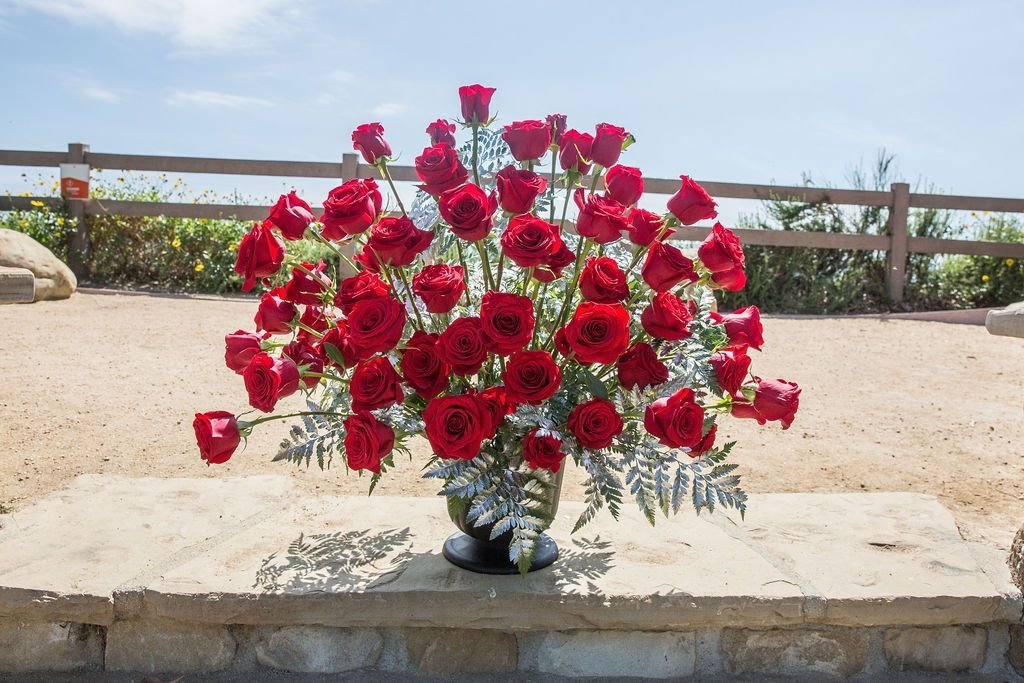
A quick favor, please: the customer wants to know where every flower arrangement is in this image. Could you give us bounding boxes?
[194,84,800,573]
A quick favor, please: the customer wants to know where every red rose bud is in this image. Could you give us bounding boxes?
[604,165,644,206]
[351,122,391,164]
[500,214,563,268]
[334,270,390,315]
[501,119,552,161]
[318,322,359,369]
[458,83,496,125]
[533,241,575,283]
[346,297,407,360]
[350,356,404,413]
[642,242,698,292]
[283,259,332,306]
[365,215,433,267]
[709,347,751,397]
[480,291,535,356]
[282,339,325,389]
[423,394,494,460]
[521,429,566,473]
[438,183,498,241]
[296,305,334,342]
[503,350,561,405]
[193,411,241,465]
[224,330,262,374]
[400,331,450,399]
[558,129,594,174]
[267,191,314,241]
[568,398,623,450]
[667,175,718,225]
[562,302,630,364]
[353,247,381,274]
[617,342,668,390]
[641,291,693,341]
[320,178,382,240]
[627,208,665,246]
[698,223,745,273]
[234,221,284,292]
[546,113,567,144]
[575,189,628,244]
[415,144,470,196]
[711,266,746,291]
[436,316,488,376]
[343,412,395,474]
[719,305,764,351]
[644,388,712,454]
[731,377,800,429]
[243,352,300,413]
[412,264,466,313]
[477,385,516,430]
[426,118,457,147]
[254,287,297,335]
[591,123,630,169]
[579,256,628,303]
[495,166,547,215]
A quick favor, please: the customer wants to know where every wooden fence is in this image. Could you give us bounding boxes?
[2,142,1024,302]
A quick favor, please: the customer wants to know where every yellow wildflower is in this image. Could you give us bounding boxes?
[1006,258,1015,267]
[194,262,205,272]
[982,274,990,282]
[228,243,238,252]
[29,200,45,207]
[171,237,182,249]
[56,217,64,226]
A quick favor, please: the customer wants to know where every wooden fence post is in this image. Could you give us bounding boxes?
[66,142,90,278]
[887,182,910,304]
[341,153,358,181]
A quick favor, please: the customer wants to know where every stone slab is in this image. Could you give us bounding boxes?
[0,475,292,625]
[986,301,1024,338]
[0,621,104,672]
[884,626,988,672]
[0,266,35,304]
[255,626,383,673]
[721,627,869,678]
[518,630,696,678]
[104,619,236,673]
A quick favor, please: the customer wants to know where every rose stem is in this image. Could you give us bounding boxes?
[455,240,473,306]
[378,161,408,216]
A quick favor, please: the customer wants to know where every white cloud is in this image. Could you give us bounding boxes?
[166,89,272,108]
[371,102,406,116]
[79,85,119,102]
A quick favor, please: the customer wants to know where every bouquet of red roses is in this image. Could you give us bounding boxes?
[194,84,800,573]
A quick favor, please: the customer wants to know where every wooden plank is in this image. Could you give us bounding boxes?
[908,236,1024,258]
[908,193,1024,213]
[887,183,910,303]
[0,150,67,167]
[671,226,890,251]
[640,177,893,206]
[0,196,63,211]
[84,200,292,221]
[86,153,345,179]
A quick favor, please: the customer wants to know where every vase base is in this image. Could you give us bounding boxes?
[442,531,558,574]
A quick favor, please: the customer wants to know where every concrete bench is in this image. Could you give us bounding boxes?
[0,266,35,303]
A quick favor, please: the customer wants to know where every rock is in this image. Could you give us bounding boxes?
[1011,524,1023,594]
[986,301,1024,338]
[105,619,236,673]
[256,626,382,673]
[1010,625,1024,676]
[0,228,76,300]
[0,266,34,303]
[721,627,869,678]
[519,630,696,678]
[0,621,104,672]
[405,628,516,673]
[883,626,987,672]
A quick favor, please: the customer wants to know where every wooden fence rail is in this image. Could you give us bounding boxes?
[2,143,1024,302]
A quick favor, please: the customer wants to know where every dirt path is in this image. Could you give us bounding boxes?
[1,291,1021,548]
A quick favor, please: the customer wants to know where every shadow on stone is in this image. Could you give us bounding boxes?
[547,536,616,596]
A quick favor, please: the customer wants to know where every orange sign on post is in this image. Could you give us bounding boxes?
[60,163,89,199]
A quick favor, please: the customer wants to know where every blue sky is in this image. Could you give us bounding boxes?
[1,0,1022,220]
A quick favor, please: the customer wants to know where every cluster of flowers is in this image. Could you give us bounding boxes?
[193,84,799,519]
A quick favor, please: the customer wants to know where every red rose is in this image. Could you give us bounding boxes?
[234,221,284,292]
[627,208,665,246]
[558,129,594,174]
[567,398,623,450]
[438,183,497,241]
[546,113,567,143]
[604,165,644,206]
[616,342,669,390]
[296,305,335,342]
[500,214,563,268]
[667,175,718,226]
[346,297,407,359]
[562,302,630,364]
[283,259,331,305]
[193,411,241,465]
[534,241,576,283]
[412,264,466,313]
[731,377,800,429]
[502,119,552,161]
[225,330,261,374]
[642,242,698,292]
[719,306,764,351]
[502,350,561,405]
[641,291,693,340]
[495,166,547,215]
[334,270,391,315]
[591,123,630,168]
[353,248,381,274]
[321,178,382,240]
[351,122,391,164]
[282,339,324,390]
[423,394,494,460]
[579,256,628,303]
[698,223,744,272]
[644,388,712,454]
[243,352,300,413]
[267,191,314,241]
[477,385,516,431]
[458,83,496,124]
[350,356,404,413]
[426,118,457,147]
[365,215,433,267]
[575,189,628,244]
[480,291,534,355]
[254,287,296,335]
[712,266,746,292]
[318,322,359,369]
[521,429,565,473]
[415,144,470,196]
[709,347,751,397]
[436,316,488,375]
[343,412,395,473]
[400,331,450,399]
